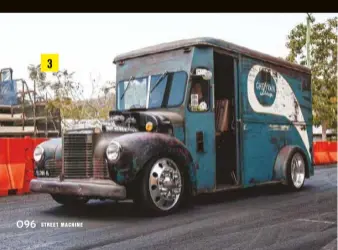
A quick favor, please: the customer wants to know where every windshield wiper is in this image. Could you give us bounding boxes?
[150,71,169,93]
[120,76,135,100]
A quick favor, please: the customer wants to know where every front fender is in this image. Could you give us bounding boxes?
[111,132,196,191]
[37,138,62,165]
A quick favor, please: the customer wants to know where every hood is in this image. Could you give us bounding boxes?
[139,110,184,127]
[109,109,184,129]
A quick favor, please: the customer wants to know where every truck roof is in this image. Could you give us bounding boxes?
[113,37,311,74]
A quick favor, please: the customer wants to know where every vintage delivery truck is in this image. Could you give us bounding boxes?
[30,37,313,215]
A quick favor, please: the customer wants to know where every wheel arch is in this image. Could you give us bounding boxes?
[273,145,310,184]
[133,144,196,196]
[115,133,197,196]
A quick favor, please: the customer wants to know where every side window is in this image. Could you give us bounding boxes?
[167,72,187,107]
[149,71,187,108]
[189,80,210,112]
[149,75,168,108]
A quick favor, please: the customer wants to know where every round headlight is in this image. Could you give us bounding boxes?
[33,146,44,162]
[106,141,121,161]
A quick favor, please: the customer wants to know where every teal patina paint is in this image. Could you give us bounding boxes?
[173,127,185,142]
[184,47,216,192]
[240,57,312,186]
[116,171,125,183]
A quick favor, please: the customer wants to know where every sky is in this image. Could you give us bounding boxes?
[0,13,337,98]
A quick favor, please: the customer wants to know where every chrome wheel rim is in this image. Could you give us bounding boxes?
[148,158,182,211]
[291,153,305,188]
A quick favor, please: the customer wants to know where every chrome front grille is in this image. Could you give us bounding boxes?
[62,133,109,179]
[63,133,93,179]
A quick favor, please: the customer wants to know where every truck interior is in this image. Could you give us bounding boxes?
[213,51,238,187]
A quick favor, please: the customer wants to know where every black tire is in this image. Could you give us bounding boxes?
[286,150,306,191]
[133,155,190,216]
[51,194,89,206]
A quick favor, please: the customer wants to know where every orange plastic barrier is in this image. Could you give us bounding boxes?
[0,137,48,197]
[327,141,337,164]
[0,139,11,197]
[313,141,337,165]
[7,138,27,195]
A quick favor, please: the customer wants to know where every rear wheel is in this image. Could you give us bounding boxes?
[51,194,89,206]
[134,157,186,216]
[287,151,306,191]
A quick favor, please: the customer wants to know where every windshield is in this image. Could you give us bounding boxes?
[117,71,187,110]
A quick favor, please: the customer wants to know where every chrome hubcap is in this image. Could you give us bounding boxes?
[149,158,182,211]
[291,153,305,188]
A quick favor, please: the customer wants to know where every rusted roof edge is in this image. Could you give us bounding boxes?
[113,37,311,74]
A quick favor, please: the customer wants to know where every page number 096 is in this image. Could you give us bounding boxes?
[16,220,36,229]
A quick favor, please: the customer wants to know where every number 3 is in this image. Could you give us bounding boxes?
[47,59,52,68]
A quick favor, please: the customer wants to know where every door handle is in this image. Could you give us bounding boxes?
[196,131,204,153]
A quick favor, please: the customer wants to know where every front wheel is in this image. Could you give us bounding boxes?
[134,157,186,216]
[286,151,306,191]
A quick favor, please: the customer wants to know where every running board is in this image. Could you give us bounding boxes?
[215,184,242,192]
[215,180,283,192]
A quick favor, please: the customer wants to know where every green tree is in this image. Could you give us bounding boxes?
[285,15,337,140]
[28,65,116,127]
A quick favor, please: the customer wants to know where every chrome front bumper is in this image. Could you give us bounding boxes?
[30,178,126,199]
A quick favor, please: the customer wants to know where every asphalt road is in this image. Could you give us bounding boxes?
[0,166,336,250]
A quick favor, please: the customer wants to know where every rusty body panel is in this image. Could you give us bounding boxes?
[115,47,193,83]
[31,108,196,198]
[110,132,194,184]
[31,129,195,198]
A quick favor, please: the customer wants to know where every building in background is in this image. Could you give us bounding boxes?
[313,126,336,141]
